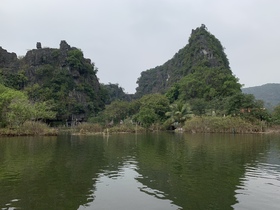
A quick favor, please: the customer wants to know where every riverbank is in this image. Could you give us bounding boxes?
[0,117,279,136]
[262,125,280,133]
[70,123,146,135]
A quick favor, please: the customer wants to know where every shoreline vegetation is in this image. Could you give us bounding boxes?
[0,117,279,137]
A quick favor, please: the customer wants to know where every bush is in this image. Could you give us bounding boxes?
[183,116,261,133]
[20,121,58,135]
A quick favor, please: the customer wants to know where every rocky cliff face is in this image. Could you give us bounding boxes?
[135,24,230,98]
[0,47,19,71]
[0,41,105,122]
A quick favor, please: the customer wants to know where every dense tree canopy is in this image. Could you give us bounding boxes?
[177,67,241,101]
[0,84,56,127]
[133,94,170,127]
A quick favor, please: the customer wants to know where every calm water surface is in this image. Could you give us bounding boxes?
[0,133,279,210]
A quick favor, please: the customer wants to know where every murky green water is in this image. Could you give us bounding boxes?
[0,133,279,210]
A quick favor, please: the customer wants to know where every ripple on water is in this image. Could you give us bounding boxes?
[78,160,181,210]
[2,198,21,210]
[233,163,280,210]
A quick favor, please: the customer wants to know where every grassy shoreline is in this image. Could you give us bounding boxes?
[70,123,146,135]
[0,117,279,136]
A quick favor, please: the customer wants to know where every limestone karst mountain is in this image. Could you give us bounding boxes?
[0,41,106,123]
[135,24,234,98]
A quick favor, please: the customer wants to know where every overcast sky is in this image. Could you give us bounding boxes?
[1,0,279,93]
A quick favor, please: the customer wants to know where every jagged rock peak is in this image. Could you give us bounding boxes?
[191,24,208,35]
[23,40,74,66]
[60,40,71,51]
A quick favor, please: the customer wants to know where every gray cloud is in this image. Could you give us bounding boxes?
[1,0,280,93]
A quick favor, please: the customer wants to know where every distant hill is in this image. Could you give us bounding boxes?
[242,83,280,110]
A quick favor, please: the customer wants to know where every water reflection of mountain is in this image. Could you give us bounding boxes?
[0,133,276,210]
[134,133,270,210]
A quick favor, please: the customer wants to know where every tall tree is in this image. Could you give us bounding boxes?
[0,84,56,127]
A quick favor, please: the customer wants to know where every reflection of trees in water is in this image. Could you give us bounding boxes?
[0,133,276,210]
[134,133,270,210]
[0,136,107,210]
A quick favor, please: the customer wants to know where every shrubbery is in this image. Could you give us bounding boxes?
[0,121,58,136]
[183,116,263,133]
